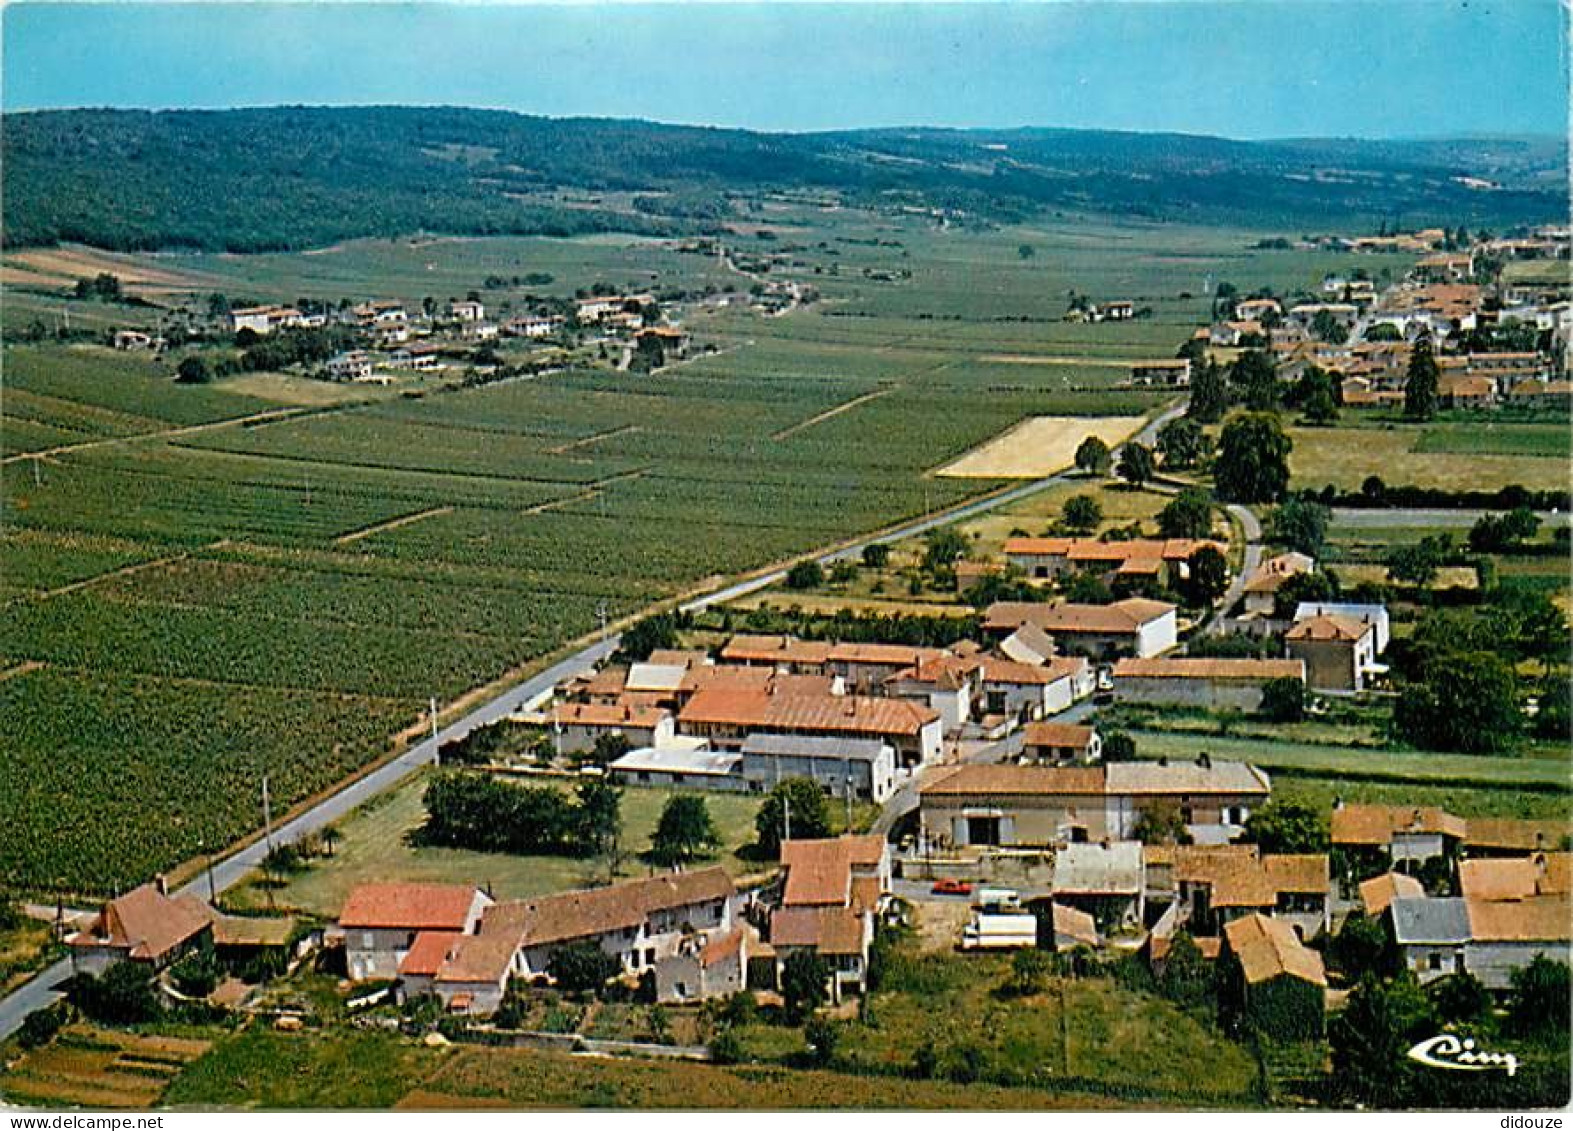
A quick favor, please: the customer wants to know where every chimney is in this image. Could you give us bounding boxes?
[154,874,167,896]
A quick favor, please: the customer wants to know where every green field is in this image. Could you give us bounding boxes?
[227,773,780,917]
[1286,414,1570,492]
[0,210,1441,893]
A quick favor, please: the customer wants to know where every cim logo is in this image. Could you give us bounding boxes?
[1407,1033,1519,1077]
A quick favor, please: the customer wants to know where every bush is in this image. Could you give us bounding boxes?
[786,559,825,590]
[861,543,891,569]
[547,942,623,993]
[804,1014,840,1066]
[70,963,162,1025]
[17,1002,68,1049]
[709,1027,744,1065]
[170,939,222,997]
[1258,676,1308,723]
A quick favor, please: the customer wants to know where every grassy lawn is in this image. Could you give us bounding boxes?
[739,949,1257,1104]
[1286,417,1569,492]
[0,918,57,996]
[1275,777,1572,822]
[227,770,781,917]
[162,1027,1171,1109]
[1120,728,1571,791]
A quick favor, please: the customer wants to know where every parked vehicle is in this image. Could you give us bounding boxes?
[960,912,1039,950]
[931,877,973,896]
[972,887,1022,912]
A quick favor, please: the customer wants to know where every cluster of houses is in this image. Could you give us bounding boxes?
[1197,226,1571,410]
[1341,805,1570,992]
[323,830,892,1014]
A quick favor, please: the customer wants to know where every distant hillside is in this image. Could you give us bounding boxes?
[2,106,1565,252]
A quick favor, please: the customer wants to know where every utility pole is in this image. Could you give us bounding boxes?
[596,600,608,639]
[844,757,853,832]
[429,696,440,765]
[261,774,274,854]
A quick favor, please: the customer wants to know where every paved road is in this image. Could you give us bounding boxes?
[0,404,1185,1042]
[1207,502,1264,632]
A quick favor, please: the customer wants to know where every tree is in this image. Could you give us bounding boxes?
[1258,673,1311,721]
[1310,307,1349,345]
[1017,243,1036,259]
[1469,507,1541,553]
[650,795,721,865]
[922,527,969,575]
[587,732,632,767]
[1508,956,1571,1042]
[175,355,212,384]
[1157,932,1214,1010]
[1404,337,1440,421]
[170,938,223,997]
[619,613,677,661]
[1243,799,1327,853]
[72,962,162,1025]
[1386,539,1444,587]
[1266,494,1330,556]
[1187,358,1229,424]
[1062,570,1114,604]
[1157,487,1214,539]
[1008,947,1052,996]
[1183,545,1228,606]
[1132,799,1187,845]
[547,941,623,992]
[755,777,832,857]
[575,776,623,859]
[804,1013,840,1065]
[786,559,824,590]
[1061,494,1103,535]
[1214,413,1292,503]
[1330,914,1393,980]
[1156,418,1206,470]
[1074,435,1112,476]
[1229,350,1279,411]
[1273,569,1337,619]
[861,543,890,569]
[781,949,828,1022]
[1330,973,1436,1106]
[1101,731,1137,761]
[1394,650,1520,753]
[1429,972,1492,1026]
[17,1002,68,1050]
[1116,442,1155,488]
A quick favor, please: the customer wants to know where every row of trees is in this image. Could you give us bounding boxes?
[419,772,623,858]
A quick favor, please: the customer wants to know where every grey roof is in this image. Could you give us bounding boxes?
[609,745,742,777]
[1052,841,1144,895]
[625,662,688,693]
[1389,897,1471,945]
[1105,760,1270,796]
[1000,623,1056,665]
[740,733,889,763]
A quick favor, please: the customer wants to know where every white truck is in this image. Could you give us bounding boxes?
[960,912,1039,950]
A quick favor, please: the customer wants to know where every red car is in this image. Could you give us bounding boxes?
[931,878,973,897]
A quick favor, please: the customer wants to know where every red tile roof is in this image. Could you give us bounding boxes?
[679,689,937,737]
[69,884,213,963]
[339,884,483,932]
[399,931,463,978]
[1225,914,1326,986]
[769,905,866,955]
[920,763,1106,797]
[983,598,1175,635]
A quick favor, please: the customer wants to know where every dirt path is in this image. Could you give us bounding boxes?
[772,385,899,441]
[34,538,233,600]
[978,354,1137,368]
[547,424,641,455]
[333,506,455,546]
[0,660,45,684]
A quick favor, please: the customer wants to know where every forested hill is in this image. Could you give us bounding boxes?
[3,106,1565,252]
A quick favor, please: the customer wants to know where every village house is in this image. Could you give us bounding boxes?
[506,313,561,338]
[635,325,691,360]
[1129,359,1192,386]
[230,305,305,336]
[739,733,898,803]
[1240,551,1315,616]
[1209,319,1264,347]
[339,883,492,983]
[1001,537,1224,588]
[825,642,952,694]
[1458,853,1571,903]
[607,742,748,792]
[549,701,674,754]
[1021,721,1101,765]
[1050,840,1145,931]
[1110,656,1306,713]
[1234,297,1282,321]
[677,688,942,767]
[112,329,157,351]
[1285,613,1380,692]
[325,350,374,383]
[1386,892,1573,991]
[653,924,762,1005]
[983,598,1178,660]
[768,836,890,1002]
[67,881,215,975]
[882,654,978,732]
[1219,914,1326,1040]
[446,299,484,322]
[1158,845,1330,941]
[918,755,1269,849]
[718,635,835,674]
[1358,872,1425,918]
[1331,803,1468,874]
[1463,818,1570,858]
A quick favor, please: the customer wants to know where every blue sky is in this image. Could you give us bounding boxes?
[2,1,1566,139]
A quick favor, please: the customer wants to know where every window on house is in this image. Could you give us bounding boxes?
[644,948,655,966]
[362,933,375,950]
[1428,953,1443,971]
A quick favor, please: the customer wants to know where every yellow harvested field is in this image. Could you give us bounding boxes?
[217,371,396,407]
[7,246,209,292]
[937,415,1144,479]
